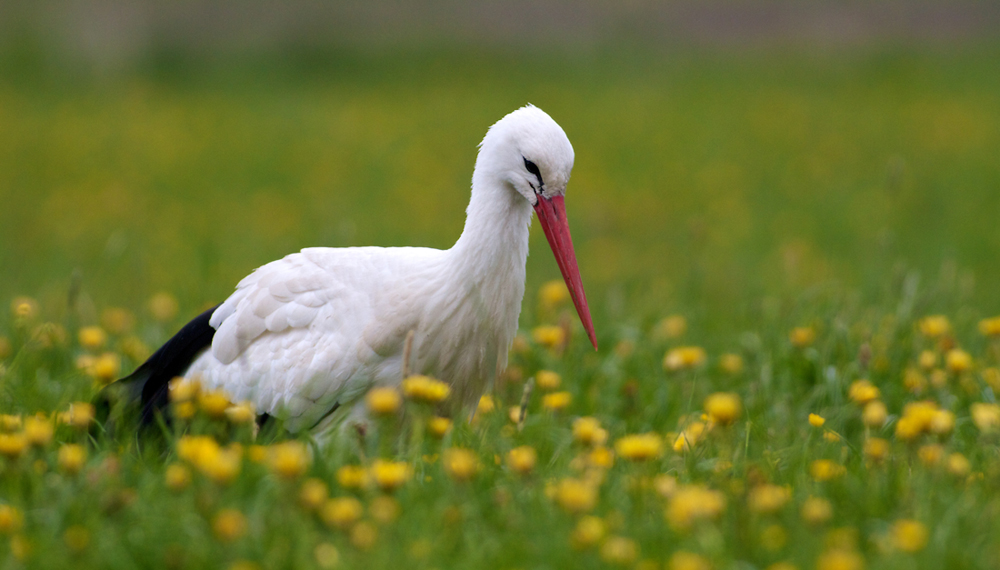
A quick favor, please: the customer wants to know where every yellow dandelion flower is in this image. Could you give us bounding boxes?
[59,402,95,429]
[970,403,1000,432]
[572,417,608,446]
[212,509,247,542]
[945,349,972,373]
[369,495,400,524]
[532,325,565,349]
[0,415,20,432]
[918,315,950,338]
[120,336,150,362]
[570,515,605,549]
[58,444,87,475]
[670,551,712,570]
[89,352,121,384]
[615,433,663,461]
[149,292,179,322]
[203,448,242,485]
[164,463,191,492]
[427,416,452,438]
[588,446,614,469]
[823,430,841,443]
[809,460,845,482]
[862,401,887,428]
[321,497,363,530]
[761,524,788,551]
[929,410,954,434]
[0,505,23,534]
[847,380,880,405]
[809,413,826,427]
[979,316,1000,337]
[176,435,240,484]
[667,485,726,531]
[177,435,218,464]
[894,416,922,441]
[67,353,93,377]
[663,346,707,371]
[401,375,451,403]
[863,438,890,463]
[268,441,310,480]
[816,549,864,570]
[314,543,340,569]
[10,533,30,561]
[169,377,200,402]
[930,369,948,388]
[77,326,107,351]
[599,536,639,566]
[801,496,833,526]
[555,478,597,514]
[507,405,523,424]
[477,394,496,415]
[917,351,937,371]
[224,402,256,424]
[653,474,678,498]
[748,485,790,514]
[11,297,39,321]
[336,465,369,490]
[946,453,971,477]
[613,340,635,358]
[510,335,530,355]
[654,315,688,340]
[542,391,572,412]
[900,401,939,434]
[506,446,537,475]
[704,392,742,425]
[536,370,561,391]
[917,444,943,467]
[366,387,402,415]
[349,521,377,550]
[299,478,328,511]
[0,433,27,459]
[789,326,816,348]
[198,390,231,418]
[982,368,1000,392]
[100,307,134,334]
[538,280,570,311]
[719,353,744,374]
[891,519,928,552]
[443,448,479,481]
[673,421,707,452]
[370,459,412,491]
[173,401,196,420]
[903,368,927,393]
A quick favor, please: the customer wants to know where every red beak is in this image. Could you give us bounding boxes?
[533,195,598,350]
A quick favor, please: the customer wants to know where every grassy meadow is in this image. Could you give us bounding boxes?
[1,45,1000,569]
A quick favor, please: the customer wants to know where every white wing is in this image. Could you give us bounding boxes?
[186,246,445,432]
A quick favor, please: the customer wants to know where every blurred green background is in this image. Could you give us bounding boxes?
[1,1,998,339]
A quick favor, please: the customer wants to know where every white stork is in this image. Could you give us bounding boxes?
[118,105,596,437]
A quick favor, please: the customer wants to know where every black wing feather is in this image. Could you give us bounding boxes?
[122,304,220,425]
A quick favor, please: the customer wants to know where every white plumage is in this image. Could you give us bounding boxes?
[178,105,595,435]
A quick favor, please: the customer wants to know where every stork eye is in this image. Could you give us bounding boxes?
[523,158,542,181]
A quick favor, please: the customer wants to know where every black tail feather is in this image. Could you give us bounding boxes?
[108,304,220,428]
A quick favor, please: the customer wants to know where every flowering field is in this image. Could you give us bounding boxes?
[2,47,1000,569]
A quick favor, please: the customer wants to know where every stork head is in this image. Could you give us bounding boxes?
[478,105,597,350]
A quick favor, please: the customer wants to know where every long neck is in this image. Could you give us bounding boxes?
[449,171,533,292]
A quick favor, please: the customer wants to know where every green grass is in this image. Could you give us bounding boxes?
[1,45,1000,569]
